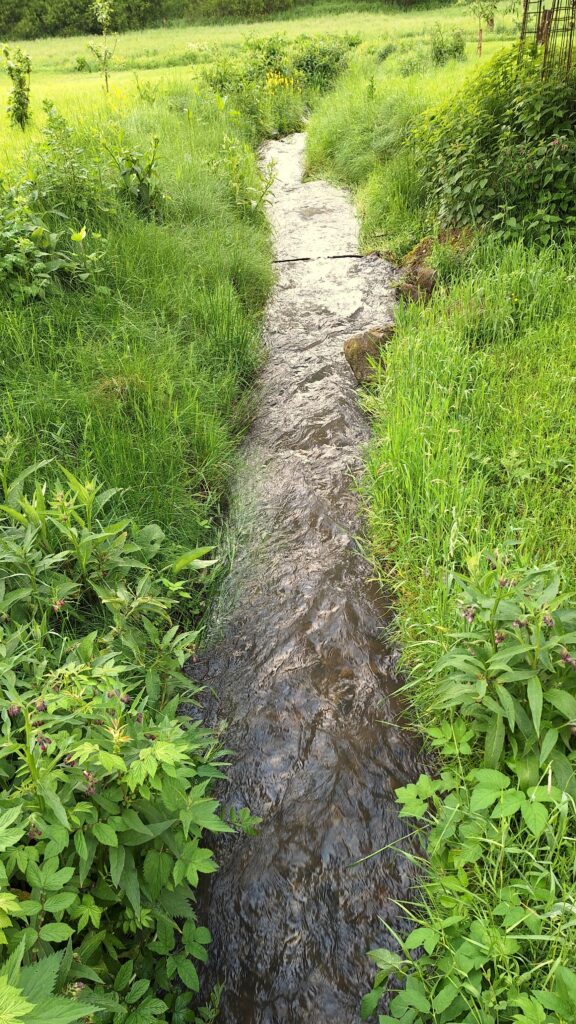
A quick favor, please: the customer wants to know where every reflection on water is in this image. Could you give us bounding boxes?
[187,134,422,1024]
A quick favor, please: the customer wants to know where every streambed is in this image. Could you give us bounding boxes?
[190,133,421,1023]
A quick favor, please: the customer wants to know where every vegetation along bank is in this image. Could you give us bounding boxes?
[307,26,576,1024]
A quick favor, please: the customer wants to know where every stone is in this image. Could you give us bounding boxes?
[396,264,437,305]
[343,324,394,384]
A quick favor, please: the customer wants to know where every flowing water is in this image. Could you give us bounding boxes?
[189,134,421,1023]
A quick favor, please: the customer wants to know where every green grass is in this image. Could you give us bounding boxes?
[0,81,273,550]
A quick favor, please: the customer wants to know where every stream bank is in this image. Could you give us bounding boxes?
[190,133,421,1023]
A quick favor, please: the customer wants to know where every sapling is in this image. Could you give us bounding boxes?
[459,0,498,54]
[89,0,116,93]
[3,46,32,130]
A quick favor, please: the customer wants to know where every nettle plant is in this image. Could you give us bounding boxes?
[0,445,255,1023]
[363,556,576,1023]
[3,47,32,131]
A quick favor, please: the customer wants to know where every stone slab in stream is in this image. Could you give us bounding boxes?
[187,132,422,1024]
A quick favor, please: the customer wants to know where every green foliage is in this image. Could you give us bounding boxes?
[3,48,32,132]
[363,560,576,1023]
[0,84,270,546]
[111,137,164,221]
[416,47,576,241]
[430,23,465,64]
[0,179,105,300]
[0,455,233,1022]
[202,34,357,138]
[0,0,181,41]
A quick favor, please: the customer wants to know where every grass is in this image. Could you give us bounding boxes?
[0,72,275,557]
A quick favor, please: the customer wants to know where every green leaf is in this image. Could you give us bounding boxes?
[539,727,559,765]
[126,979,150,1004]
[23,996,98,1024]
[39,923,74,943]
[121,850,141,917]
[73,831,88,862]
[0,807,24,853]
[521,800,549,838]
[491,790,524,818]
[172,547,216,574]
[43,893,76,914]
[39,787,69,830]
[484,714,505,768]
[360,988,383,1019]
[92,823,118,847]
[176,958,199,992]
[433,982,458,1013]
[404,927,439,955]
[114,960,134,993]
[470,786,499,813]
[19,950,63,1000]
[547,688,576,721]
[527,677,543,736]
[0,975,34,1024]
[109,845,125,888]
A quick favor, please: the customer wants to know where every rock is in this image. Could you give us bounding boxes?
[343,324,394,384]
[396,264,437,305]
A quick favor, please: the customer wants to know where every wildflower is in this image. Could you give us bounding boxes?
[120,693,132,706]
[7,704,21,719]
[136,711,143,724]
[543,614,554,629]
[494,631,506,646]
[461,605,476,624]
[35,699,47,713]
[52,598,65,613]
[27,825,42,843]
[499,578,511,589]
[37,734,52,753]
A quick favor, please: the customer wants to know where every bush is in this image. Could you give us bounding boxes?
[416,47,576,241]
[429,23,465,64]
[0,452,237,1021]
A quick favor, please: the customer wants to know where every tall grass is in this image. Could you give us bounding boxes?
[0,85,273,547]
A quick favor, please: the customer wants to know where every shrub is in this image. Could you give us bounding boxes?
[429,23,466,64]
[416,47,576,241]
[0,452,241,1021]
[363,557,576,1022]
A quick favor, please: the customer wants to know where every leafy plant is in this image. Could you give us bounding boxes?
[110,136,164,220]
[3,47,32,131]
[0,451,249,1021]
[415,48,576,242]
[430,24,466,65]
[363,557,576,1022]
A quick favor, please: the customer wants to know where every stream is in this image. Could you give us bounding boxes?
[189,133,421,1023]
